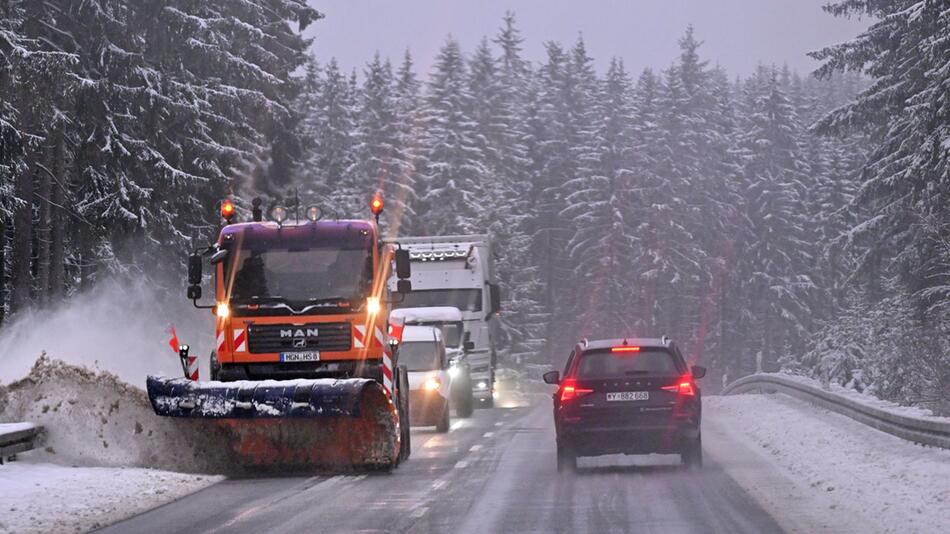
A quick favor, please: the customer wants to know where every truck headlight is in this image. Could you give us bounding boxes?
[366,296,381,314]
[215,302,230,318]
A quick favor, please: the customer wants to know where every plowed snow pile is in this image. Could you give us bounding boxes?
[0,357,228,533]
[0,355,231,472]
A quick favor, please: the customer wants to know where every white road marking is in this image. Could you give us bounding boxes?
[431,479,447,491]
[494,422,504,427]
[410,506,428,518]
[470,444,483,451]
[454,460,469,469]
[483,431,494,438]
[451,421,465,430]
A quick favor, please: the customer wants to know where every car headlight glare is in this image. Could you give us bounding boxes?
[476,380,488,390]
[424,377,441,391]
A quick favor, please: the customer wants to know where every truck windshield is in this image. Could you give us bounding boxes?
[397,289,482,312]
[228,246,372,305]
[399,342,441,371]
[442,323,462,347]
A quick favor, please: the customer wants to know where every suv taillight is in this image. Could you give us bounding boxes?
[559,378,593,402]
[661,375,696,396]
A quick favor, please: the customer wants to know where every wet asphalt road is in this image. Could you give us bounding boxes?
[98,401,783,534]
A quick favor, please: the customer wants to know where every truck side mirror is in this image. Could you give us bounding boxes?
[489,283,501,315]
[464,341,475,351]
[188,253,203,285]
[396,279,412,294]
[187,284,202,300]
[395,249,411,279]
[209,248,229,265]
[542,371,560,385]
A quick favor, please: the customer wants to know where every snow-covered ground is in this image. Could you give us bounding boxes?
[0,459,220,534]
[705,393,950,534]
[0,356,232,533]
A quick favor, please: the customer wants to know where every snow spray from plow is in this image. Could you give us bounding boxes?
[146,376,400,469]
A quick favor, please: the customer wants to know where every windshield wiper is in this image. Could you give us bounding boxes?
[232,296,286,304]
[304,297,350,304]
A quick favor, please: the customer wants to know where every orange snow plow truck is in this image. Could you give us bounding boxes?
[146,195,414,470]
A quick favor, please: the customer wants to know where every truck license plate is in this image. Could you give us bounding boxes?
[280,351,320,362]
[606,391,649,402]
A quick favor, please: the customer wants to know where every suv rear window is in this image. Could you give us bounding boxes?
[575,348,680,378]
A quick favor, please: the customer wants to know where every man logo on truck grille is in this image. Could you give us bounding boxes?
[280,328,319,338]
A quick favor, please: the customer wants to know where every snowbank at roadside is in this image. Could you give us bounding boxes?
[0,355,232,472]
[0,460,220,534]
[705,394,950,534]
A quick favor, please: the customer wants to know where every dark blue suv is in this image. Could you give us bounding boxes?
[543,337,706,472]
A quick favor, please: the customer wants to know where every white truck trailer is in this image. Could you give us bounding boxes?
[385,235,501,408]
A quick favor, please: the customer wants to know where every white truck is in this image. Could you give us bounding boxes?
[386,235,501,408]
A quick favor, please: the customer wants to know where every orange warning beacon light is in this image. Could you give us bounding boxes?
[370,194,384,215]
[220,198,235,224]
[370,193,384,223]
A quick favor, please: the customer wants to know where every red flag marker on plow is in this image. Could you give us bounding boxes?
[168,325,199,381]
[167,326,180,353]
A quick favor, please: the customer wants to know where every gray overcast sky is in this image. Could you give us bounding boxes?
[304,1,871,78]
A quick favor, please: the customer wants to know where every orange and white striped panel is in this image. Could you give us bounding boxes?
[233,327,247,353]
[378,326,393,396]
[216,329,226,354]
[353,324,367,349]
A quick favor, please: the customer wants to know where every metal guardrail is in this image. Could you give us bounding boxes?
[0,423,42,464]
[722,374,950,450]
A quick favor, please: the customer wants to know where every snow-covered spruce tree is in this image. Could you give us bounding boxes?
[0,0,318,316]
[1,0,79,312]
[296,58,359,216]
[562,58,641,338]
[806,1,950,412]
[349,54,415,233]
[418,37,488,234]
[524,41,585,358]
[733,66,815,372]
[633,61,706,341]
[488,12,546,365]
[133,0,318,262]
[392,50,424,235]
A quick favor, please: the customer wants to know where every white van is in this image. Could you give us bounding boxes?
[400,325,452,432]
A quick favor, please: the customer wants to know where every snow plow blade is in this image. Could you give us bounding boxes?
[146,376,400,470]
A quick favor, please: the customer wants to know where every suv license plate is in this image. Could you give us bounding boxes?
[281,351,320,362]
[607,391,649,402]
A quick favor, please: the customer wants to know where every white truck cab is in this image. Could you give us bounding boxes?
[386,235,501,408]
